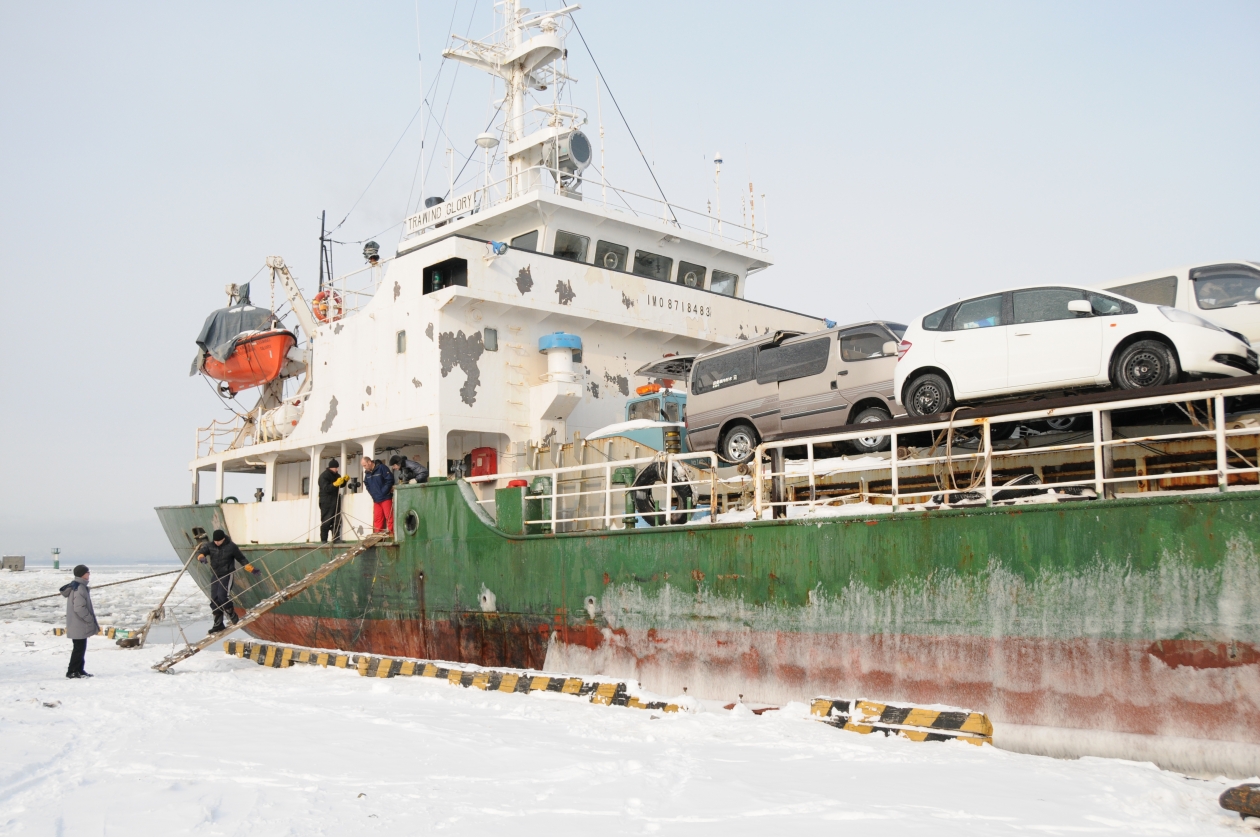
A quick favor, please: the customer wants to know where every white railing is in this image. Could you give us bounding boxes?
[751,381,1260,519]
[197,416,254,458]
[404,165,768,254]
[465,450,721,532]
[319,259,391,319]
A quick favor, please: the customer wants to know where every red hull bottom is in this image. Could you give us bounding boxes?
[238,610,1260,747]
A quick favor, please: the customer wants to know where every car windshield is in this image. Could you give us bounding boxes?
[627,398,661,421]
[1192,265,1260,310]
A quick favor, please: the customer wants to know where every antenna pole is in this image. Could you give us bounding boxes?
[507,0,525,197]
[714,152,723,238]
[595,75,607,207]
[318,210,326,291]
[749,182,755,244]
[415,0,426,213]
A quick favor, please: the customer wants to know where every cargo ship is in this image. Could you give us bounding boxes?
[157,2,1260,778]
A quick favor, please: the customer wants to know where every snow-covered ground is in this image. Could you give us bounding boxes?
[1,568,1252,834]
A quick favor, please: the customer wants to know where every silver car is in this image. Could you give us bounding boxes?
[685,321,908,463]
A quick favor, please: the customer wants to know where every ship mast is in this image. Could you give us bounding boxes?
[442,0,580,199]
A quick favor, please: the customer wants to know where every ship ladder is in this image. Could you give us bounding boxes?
[152,533,386,673]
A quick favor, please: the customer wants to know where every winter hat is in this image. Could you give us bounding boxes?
[328,459,340,468]
[73,564,89,578]
[212,529,227,542]
[389,455,404,466]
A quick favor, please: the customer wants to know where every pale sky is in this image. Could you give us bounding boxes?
[1,1,1257,561]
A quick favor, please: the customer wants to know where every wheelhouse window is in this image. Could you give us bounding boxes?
[678,261,706,288]
[595,241,629,271]
[692,347,756,394]
[511,230,539,251]
[553,230,589,262]
[627,398,660,421]
[839,328,893,361]
[1109,276,1177,306]
[1013,288,1087,323]
[422,257,468,294]
[757,338,831,384]
[1191,264,1260,311]
[952,294,1004,330]
[710,270,738,296]
[633,250,673,282]
[662,400,683,423]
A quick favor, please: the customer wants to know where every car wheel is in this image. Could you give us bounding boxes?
[849,407,893,454]
[1113,340,1179,390]
[719,422,759,465]
[905,373,954,417]
[1042,416,1079,432]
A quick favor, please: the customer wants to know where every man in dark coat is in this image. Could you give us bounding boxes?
[362,456,396,535]
[317,458,347,543]
[60,564,99,679]
[389,454,428,485]
[194,529,261,634]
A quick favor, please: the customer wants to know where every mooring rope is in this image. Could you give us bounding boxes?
[0,569,180,609]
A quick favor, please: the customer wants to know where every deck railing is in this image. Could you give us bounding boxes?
[465,450,721,532]
[463,380,1260,533]
[196,416,254,459]
[403,164,768,254]
[751,381,1260,519]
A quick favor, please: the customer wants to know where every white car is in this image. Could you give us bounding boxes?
[894,283,1258,416]
[1095,260,1260,347]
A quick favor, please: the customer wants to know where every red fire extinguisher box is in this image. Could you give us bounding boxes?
[470,447,497,477]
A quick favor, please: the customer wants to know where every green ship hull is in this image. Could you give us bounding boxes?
[157,480,1260,768]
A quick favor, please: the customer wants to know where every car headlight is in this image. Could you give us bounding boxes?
[1159,306,1223,332]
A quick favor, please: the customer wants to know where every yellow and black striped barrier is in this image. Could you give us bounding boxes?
[810,697,993,745]
[223,640,681,713]
[52,626,135,639]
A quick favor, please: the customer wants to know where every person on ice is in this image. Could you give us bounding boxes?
[362,456,395,535]
[60,564,99,679]
[388,454,428,485]
[194,529,261,634]
[317,458,348,543]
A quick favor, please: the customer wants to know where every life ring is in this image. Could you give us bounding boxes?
[312,290,343,323]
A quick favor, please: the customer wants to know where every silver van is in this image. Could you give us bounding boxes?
[686,321,908,463]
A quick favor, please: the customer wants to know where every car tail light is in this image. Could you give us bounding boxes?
[896,340,912,361]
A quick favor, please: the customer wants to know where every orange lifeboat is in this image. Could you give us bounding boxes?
[201,329,297,394]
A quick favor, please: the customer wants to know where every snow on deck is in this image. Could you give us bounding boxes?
[0,569,1248,833]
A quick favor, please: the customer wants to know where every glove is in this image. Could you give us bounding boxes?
[197,556,206,564]
[244,563,261,576]
[334,475,349,487]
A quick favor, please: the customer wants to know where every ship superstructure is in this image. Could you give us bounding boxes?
[190,1,819,543]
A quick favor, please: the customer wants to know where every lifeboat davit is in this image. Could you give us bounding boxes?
[201,329,297,394]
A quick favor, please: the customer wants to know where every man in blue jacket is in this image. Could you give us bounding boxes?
[362,456,396,535]
[60,564,99,679]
